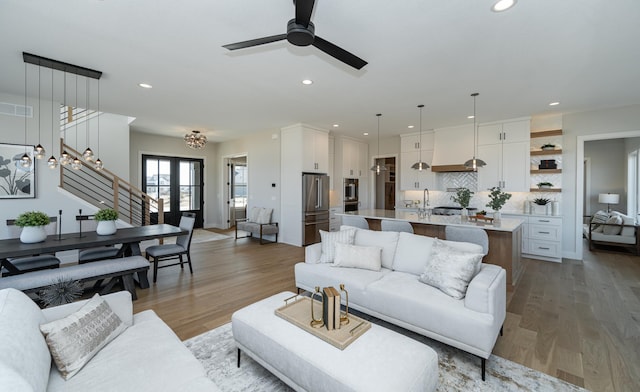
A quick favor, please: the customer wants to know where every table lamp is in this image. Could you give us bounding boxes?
[598,193,619,213]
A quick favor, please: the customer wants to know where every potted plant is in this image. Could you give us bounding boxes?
[486,187,512,221]
[537,181,553,189]
[541,143,556,151]
[532,198,551,215]
[450,187,473,217]
[94,208,118,235]
[15,211,50,243]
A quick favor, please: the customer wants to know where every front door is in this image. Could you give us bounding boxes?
[142,155,204,227]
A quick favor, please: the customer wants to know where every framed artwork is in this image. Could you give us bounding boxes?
[0,143,36,199]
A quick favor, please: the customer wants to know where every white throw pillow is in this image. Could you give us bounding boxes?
[392,232,435,275]
[256,208,273,224]
[353,229,399,269]
[332,242,382,271]
[40,294,128,380]
[419,239,483,299]
[319,229,356,263]
[602,215,622,235]
[249,207,261,223]
[610,211,636,236]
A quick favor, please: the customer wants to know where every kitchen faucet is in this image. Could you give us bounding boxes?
[418,188,431,218]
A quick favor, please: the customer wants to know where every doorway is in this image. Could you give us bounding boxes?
[374,157,396,210]
[142,154,204,227]
[225,155,248,228]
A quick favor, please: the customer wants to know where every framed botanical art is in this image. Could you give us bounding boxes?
[0,143,36,199]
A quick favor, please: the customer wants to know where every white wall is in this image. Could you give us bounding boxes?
[0,92,131,239]
[584,139,626,214]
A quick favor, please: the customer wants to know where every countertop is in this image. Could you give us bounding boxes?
[337,209,524,232]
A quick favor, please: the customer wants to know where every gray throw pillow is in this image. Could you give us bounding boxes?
[419,239,484,299]
[602,215,622,235]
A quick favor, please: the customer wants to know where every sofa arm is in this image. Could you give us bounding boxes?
[42,291,134,326]
[464,264,506,323]
[305,243,323,264]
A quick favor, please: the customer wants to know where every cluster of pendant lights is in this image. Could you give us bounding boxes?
[20,54,104,172]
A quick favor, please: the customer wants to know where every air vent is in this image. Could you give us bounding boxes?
[0,102,33,118]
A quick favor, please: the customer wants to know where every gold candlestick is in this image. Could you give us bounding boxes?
[339,283,350,325]
[310,286,324,328]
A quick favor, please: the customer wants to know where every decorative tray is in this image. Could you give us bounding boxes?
[275,295,371,350]
[469,215,494,223]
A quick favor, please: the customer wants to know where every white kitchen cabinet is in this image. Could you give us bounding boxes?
[400,131,434,152]
[329,206,342,231]
[342,138,368,178]
[400,149,435,190]
[328,136,335,190]
[432,124,474,166]
[476,118,530,192]
[301,129,329,173]
[504,214,562,263]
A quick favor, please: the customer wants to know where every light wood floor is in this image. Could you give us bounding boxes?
[134,230,640,392]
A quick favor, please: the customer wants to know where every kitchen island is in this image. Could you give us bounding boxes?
[337,209,524,290]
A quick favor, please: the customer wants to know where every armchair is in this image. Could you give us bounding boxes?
[583,210,639,255]
[235,207,278,244]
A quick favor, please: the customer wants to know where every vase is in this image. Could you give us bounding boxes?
[493,211,502,222]
[96,220,117,235]
[461,208,469,222]
[20,226,47,243]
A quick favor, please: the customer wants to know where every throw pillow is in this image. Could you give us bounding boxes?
[319,229,356,263]
[419,239,483,300]
[392,232,435,275]
[40,294,128,380]
[249,207,261,223]
[353,229,399,269]
[332,242,382,271]
[256,208,273,224]
[591,210,609,231]
[602,215,623,235]
[610,211,636,236]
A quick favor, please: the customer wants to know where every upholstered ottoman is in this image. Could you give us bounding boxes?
[232,291,438,392]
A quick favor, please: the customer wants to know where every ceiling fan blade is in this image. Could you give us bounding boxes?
[223,34,287,50]
[312,36,367,70]
[295,0,315,27]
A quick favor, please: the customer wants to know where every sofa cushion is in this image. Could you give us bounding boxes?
[353,229,399,269]
[392,232,435,275]
[249,207,261,222]
[602,215,623,235]
[610,211,636,236]
[46,310,216,392]
[332,243,382,271]
[0,288,51,392]
[40,294,128,380]
[319,229,356,263]
[418,239,483,299]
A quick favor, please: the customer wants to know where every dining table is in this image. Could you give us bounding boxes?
[0,224,186,275]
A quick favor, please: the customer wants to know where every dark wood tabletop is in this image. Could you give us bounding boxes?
[0,224,186,259]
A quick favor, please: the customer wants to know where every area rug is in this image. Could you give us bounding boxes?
[139,229,230,251]
[184,322,586,392]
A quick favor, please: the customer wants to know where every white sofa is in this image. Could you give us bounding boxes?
[295,227,506,380]
[0,288,220,392]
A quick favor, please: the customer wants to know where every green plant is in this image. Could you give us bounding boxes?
[541,143,556,149]
[533,198,551,205]
[450,187,473,209]
[94,208,118,221]
[15,211,50,227]
[486,187,512,211]
[537,182,553,187]
[477,210,487,215]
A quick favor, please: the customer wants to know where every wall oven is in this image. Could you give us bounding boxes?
[344,179,359,212]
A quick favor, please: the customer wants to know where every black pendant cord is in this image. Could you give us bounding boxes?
[86,76,90,149]
[37,65,41,149]
[51,69,55,155]
[24,63,27,151]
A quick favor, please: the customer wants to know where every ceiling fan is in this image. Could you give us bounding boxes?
[222,0,367,70]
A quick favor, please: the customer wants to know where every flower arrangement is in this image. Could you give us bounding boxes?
[533,198,551,206]
[15,211,50,227]
[486,187,512,212]
[450,187,473,209]
[94,208,118,221]
[477,210,487,216]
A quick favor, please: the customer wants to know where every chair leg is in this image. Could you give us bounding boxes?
[481,357,486,381]
[186,252,193,274]
[179,254,184,269]
[153,256,159,283]
[237,348,241,368]
[137,270,150,289]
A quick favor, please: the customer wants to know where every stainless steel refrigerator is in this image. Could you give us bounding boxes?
[302,173,330,246]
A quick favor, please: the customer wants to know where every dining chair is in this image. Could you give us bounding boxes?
[77,216,121,264]
[2,218,60,277]
[381,219,414,233]
[144,212,196,283]
[445,226,489,255]
[341,216,369,230]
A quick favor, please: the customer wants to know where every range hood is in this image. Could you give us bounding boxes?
[430,164,475,173]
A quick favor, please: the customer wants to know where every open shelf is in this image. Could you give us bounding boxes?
[530,188,562,193]
[531,129,562,138]
[531,149,562,156]
[530,169,562,174]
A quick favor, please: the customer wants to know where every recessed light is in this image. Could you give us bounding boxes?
[549,101,560,106]
[333,124,339,128]
[302,79,313,85]
[138,83,153,89]
[363,132,369,136]
[492,0,517,12]
[467,115,475,119]
[408,125,414,129]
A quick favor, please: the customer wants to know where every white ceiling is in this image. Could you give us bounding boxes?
[1,0,639,143]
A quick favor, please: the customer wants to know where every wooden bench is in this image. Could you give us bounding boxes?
[0,256,150,300]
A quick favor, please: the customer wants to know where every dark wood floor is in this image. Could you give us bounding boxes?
[133,230,640,392]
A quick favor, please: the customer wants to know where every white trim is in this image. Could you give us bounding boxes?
[583,157,591,216]
[575,129,640,260]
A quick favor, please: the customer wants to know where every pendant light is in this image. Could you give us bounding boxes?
[463,92,486,170]
[411,104,430,171]
[71,73,82,171]
[34,65,46,159]
[47,68,58,169]
[370,113,387,175]
[20,63,32,169]
[82,76,94,162]
[94,78,103,171]
[60,72,71,166]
